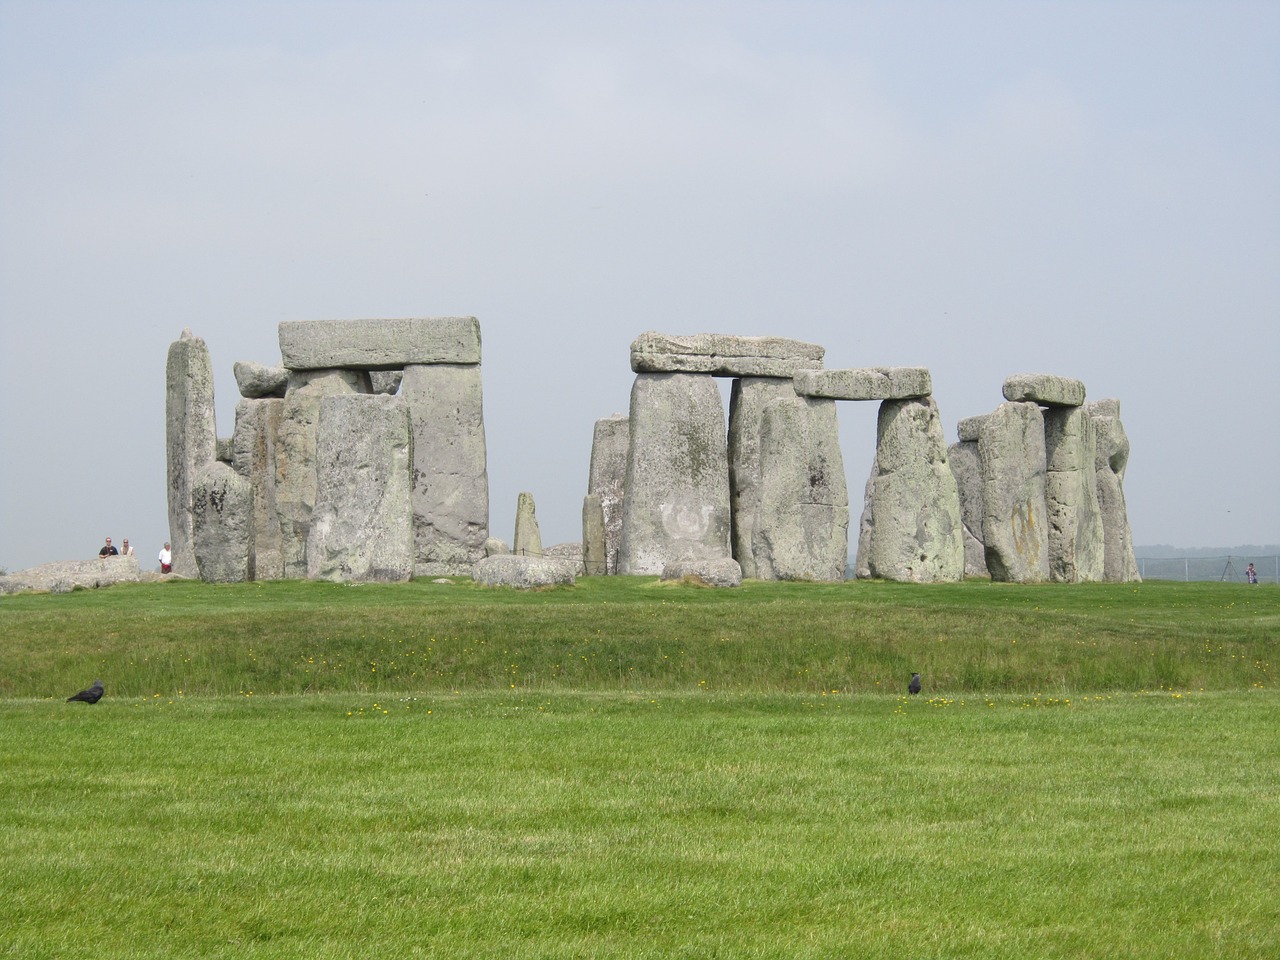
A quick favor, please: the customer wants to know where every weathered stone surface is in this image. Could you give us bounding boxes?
[233,360,288,399]
[753,397,849,582]
[979,402,1049,582]
[728,377,799,578]
[215,437,233,463]
[0,556,142,595]
[472,554,576,588]
[587,413,629,574]
[1003,373,1086,407]
[957,415,988,443]
[276,369,370,578]
[582,494,607,576]
[948,440,989,577]
[280,317,481,370]
[513,492,543,558]
[165,329,218,579]
[856,398,963,582]
[401,363,489,576]
[485,537,510,557]
[794,367,932,401]
[852,471,875,580]
[620,373,731,575]
[1044,406,1105,583]
[630,332,824,378]
[232,398,286,580]
[661,557,743,587]
[370,370,403,395]
[1087,399,1141,582]
[191,462,252,583]
[545,541,586,575]
[306,395,413,582]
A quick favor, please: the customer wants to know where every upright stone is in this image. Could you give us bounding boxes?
[166,329,218,579]
[191,462,252,583]
[275,369,370,578]
[1088,399,1140,582]
[582,493,607,576]
[513,492,543,558]
[979,402,1049,583]
[401,364,489,576]
[728,377,799,578]
[753,397,849,582]
[1044,406,1105,583]
[948,439,988,578]
[856,398,963,582]
[307,395,413,582]
[619,373,731,575]
[587,413,630,574]
[232,398,286,580]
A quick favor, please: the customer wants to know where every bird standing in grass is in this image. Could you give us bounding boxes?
[908,673,922,695]
[66,679,104,704]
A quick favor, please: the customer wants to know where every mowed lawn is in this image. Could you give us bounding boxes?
[1,578,1277,958]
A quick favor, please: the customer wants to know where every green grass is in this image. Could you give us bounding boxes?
[1,578,1277,958]
[0,577,1275,698]
[1,691,1277,958]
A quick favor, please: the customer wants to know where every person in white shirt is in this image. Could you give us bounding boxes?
[158,542,173,574]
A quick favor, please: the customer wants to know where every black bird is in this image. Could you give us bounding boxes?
[908,673,922,695]
[66,679,104,704]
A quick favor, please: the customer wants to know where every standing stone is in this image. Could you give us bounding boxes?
[753,397,849,582]
[400,363,489,576]
[948,439,988,578]
[856,398,963,582]
[619,373,730,575]
[728,377,799,578]
[166,329,218,580]
[275,369,371,578]
[232,398,286,581]
[191,462,252,583]
[1088,399,1140,582]
[513,492,542,558]
[979,402,1049,583]
[852,472,875,580]
[307,395,413,582]
[587,413,629,574]
[582,493,607,576]
[1044,406,1105,583]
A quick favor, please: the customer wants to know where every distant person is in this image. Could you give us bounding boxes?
[120,538,135,557]
[98,537,118,558]
[158,542,173,574]
[1246,563,1258,585]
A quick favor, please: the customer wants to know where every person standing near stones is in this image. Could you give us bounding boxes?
[1246,563,1258,585]
[120,538,135,557]
[158,542,173,574]
[98,537,118,558]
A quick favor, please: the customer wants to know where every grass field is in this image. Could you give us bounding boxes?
[2,578,1277,958]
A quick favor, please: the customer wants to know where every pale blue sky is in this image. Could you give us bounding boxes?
[2,0,1277,573]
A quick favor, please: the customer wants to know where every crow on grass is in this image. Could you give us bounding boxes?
[908,673,922,695]
[66,679,104,704]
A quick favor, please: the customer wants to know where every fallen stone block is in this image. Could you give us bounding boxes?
[630,332,824,378]
[0,556,142,595]
[1002,373,1086,407]
[473,554,576,588]
[279,317,482,370]
[233,360,288,398]
[661,557,743,587]
[794,367,932,401]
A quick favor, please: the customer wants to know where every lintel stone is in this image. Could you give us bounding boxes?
[280,317,481,370]
[630,332,824,378]
[794,367,931,401]
[1002,373,1086,407]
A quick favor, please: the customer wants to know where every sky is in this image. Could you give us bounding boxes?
[1,0,1277,575]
